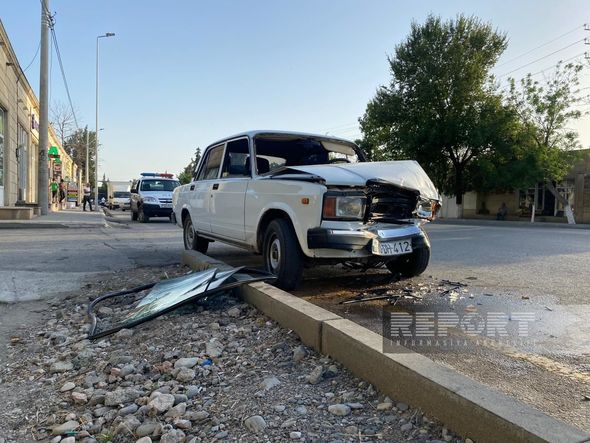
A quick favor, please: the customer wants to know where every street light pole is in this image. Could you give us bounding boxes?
[95,32,114,208]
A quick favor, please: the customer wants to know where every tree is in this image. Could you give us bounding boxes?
[507,61,587,223]
[178,148,202,184]
[359,14,510,208]
[63,127,97,187]
[50,101,77,148]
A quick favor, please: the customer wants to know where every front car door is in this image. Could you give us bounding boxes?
[209,137,251,241]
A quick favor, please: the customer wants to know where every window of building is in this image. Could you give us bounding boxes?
[0,107,5,188]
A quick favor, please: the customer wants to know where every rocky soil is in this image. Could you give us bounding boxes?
[0,264,466,443]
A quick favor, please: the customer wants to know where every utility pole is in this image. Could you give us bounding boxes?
[85,125,89,183]
[38,0,50,214]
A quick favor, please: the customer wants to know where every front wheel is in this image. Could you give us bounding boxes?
[183,215,209,253]
[262,219,303,291]
[386,245,430,277]
[138,206,149,223]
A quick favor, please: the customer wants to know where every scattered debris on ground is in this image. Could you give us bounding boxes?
[0,265,464,443]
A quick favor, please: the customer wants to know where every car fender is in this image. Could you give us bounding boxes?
[246,180,325,256]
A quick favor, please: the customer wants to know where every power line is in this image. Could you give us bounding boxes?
[40,0,80,130]
[528,52,586,78]
[498,39,586,78]
[51,27,79,128]
[496,25,584,68]
[22,41,41,73]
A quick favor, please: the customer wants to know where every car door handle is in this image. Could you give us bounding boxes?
[190,185,195,191]
[212,183,219,190]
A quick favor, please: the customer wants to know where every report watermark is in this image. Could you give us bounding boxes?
[382,308,538,353]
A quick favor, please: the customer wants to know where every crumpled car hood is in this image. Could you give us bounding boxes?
[282,160,440,201]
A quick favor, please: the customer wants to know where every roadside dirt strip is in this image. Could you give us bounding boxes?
[182,250,590,443]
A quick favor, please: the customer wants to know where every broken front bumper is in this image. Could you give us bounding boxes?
[307,224,429,252]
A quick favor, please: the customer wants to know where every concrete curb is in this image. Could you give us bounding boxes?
[181,250,590,443]
[434,218,590,230]
[0,222,106,229]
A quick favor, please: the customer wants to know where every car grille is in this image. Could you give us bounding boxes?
[158,198,172,204]
[366,181,418,222]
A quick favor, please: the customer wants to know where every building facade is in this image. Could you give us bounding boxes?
[440,151,590,224]
[0,19,78,209]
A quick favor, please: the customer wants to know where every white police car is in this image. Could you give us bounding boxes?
[130,173,181,223]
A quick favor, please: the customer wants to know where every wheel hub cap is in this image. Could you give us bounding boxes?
[269,238,280,271]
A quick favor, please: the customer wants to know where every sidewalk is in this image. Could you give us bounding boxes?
[434,217,590,230]
[0,207,106,229]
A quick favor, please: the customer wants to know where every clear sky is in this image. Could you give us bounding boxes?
[2,1,589,181]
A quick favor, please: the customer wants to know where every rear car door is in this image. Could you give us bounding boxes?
[190,144,225,233]
[209,138,250,241]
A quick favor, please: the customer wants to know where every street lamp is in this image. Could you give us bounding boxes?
[95,32,115,208]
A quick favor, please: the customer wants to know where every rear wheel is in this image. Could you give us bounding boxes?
[183,215,209,253]
[262,218,303,291]
[386,245,430,277]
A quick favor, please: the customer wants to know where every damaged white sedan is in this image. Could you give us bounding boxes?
[172,130,440,290]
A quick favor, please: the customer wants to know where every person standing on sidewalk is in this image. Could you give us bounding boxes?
[59,179,67,209]
[82,183,93,211]
[50,179,58,203]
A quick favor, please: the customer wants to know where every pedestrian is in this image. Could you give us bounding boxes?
[59,179,66,208]
[496,202,508,221]
[50,179,58,203]
[83,183,93,211]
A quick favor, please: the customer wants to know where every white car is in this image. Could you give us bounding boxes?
[130,173,180,222]
[172,131,440,290]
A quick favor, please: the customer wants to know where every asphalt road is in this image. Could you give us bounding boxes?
[0,212,182,303]
[2,212,589,429]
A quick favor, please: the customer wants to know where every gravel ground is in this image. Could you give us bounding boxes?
[0,265,466,443]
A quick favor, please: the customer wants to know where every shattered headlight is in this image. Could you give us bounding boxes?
[323,194,366,220]
[415,199,441,220]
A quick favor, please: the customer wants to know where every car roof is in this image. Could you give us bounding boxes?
[206,130,359,149]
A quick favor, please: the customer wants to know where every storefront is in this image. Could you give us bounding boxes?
[0,19,78,211]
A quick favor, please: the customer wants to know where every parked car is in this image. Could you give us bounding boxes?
[107,181,132,211]
[109,191,131,211]
[130,173,180,222]
[172,131,440,290]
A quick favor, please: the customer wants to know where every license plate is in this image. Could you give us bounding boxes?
[160,203,172,208]
[372,239,413,256]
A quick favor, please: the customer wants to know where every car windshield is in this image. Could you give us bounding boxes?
[253,136,363,174]
[114,191,130,198]
[140,180,180,192]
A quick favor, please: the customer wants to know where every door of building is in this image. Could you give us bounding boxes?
[17,123,29,203]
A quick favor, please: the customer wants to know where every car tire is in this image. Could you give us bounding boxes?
[386,244,430,277]
[262,218,303,291]
[131,210,138,221]
[138,206,149,223]
[183,215,209,253]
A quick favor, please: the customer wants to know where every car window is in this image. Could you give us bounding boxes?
[140,180,180,191]
[198,145,224,180]
[254,136,362,168]
[221,138,250,178]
